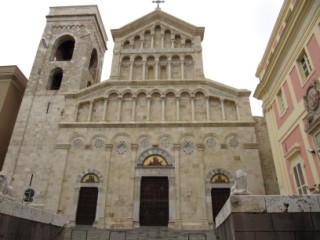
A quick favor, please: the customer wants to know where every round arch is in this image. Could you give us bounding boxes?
[136,147,173,166]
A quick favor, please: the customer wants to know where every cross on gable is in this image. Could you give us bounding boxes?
[152,0,165,8]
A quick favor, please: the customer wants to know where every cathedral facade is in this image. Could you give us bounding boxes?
[3,5,275,230]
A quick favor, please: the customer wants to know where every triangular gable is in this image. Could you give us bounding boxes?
[111,9,204,41]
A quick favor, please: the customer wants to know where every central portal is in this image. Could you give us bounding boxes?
[139,177,169,226]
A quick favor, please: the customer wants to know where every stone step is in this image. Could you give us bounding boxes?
[65,226,217,240]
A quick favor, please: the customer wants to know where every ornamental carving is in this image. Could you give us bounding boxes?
[182,141,194,155]
[206,138,216,148]
[304,80,320,132]
[228,137,239,148]
[139,137,150,148]
[116,141,128,155]
[160,137,172,149]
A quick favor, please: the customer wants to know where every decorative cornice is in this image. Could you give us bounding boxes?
[121,48,195,54]
[59,121,256,128]
[284,144,301,160]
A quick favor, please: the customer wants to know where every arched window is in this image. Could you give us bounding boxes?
[49,68,63,90]
[89,48,98,82]
[185,39,192,48]
[123,40,130,49]
[174,35,181,48]
[134,35,141,49]
[53,35,75,61]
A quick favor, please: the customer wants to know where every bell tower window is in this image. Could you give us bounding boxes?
[49,68,63,90]
[52,35,75,61]
[89,48,98,82]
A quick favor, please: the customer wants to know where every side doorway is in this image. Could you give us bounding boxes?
[76,187,98,225]
[211,188,230,221]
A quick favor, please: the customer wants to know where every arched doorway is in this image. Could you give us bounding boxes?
[76,187,98,225]
[211,173,230,221]
[75,173,99,225]
[134,148,175,227]
[139,176,169,226]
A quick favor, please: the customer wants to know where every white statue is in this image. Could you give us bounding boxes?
[0,172,15,200]
[231,169,251,195]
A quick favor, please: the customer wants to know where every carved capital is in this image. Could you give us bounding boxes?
[196,143,204,151]
[105,144,113,151]
[173,144,180,151]
[55,144,70,149]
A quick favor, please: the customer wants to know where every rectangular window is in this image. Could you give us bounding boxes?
[293,163,308,195]
[300,54,312,77]
[298,50,313,80]
[277,89,286,113]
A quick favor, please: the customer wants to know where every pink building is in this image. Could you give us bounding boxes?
[255,0,320,194]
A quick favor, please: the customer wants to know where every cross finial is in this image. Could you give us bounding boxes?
[152,0,165,9]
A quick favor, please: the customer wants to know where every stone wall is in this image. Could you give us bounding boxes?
[215,195,320,240]
[0,196,67,239]
[254,117,279,194]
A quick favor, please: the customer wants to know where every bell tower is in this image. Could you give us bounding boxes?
[2,5,107,205]
[29,5,108,92]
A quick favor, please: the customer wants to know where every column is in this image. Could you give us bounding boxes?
[131,97,136,121]
[180,59,184,79]
[206,97,210,120]
[103,144,113,228]
[151,34,154,49]
[129,61,133,81]
[171,38,174,48]
[176,97,180,121]
[146,96,151,121]
[206,188,214,228]
[236,103,241,120]
[87,100,93,122]
[191,97,195,121]
[220,98,226,120]
[128,144,138,227]
[155,60,159,80]
[140,39,144,49]
[117,97,122,122]
[142,60,146,80]
[95,144,113,228]
[173,144,181,229]
[196,143,209,229]
[161,96,165,121]
[102,98,108,121]
[133,176,141,228]
[161,33,164,48]
[168,58,172,80]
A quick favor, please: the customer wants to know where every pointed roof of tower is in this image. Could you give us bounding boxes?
[111,8,205,41]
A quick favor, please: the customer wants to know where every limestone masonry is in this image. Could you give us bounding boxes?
[2,5,278,230]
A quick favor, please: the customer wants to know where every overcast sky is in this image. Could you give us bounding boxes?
[0,0,283,116]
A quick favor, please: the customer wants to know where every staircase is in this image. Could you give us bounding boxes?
[64,226,217,240]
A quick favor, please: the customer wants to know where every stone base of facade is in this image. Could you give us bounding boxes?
[215,195,320,240]
[0,196,67,239]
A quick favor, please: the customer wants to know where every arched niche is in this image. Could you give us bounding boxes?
[52,35,75,61]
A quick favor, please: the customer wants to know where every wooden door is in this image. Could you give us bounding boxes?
[76,187,98,225]
[139,177,169,226]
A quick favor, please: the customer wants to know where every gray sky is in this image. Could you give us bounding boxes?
[0,0,283,116]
